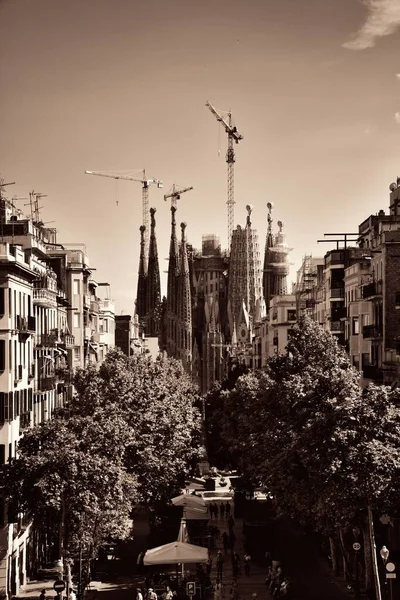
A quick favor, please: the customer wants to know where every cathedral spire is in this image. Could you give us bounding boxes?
[166,206,180,354]
[146,207,161,336]
[136,225,147,327]
[178,222,192,370]
[263,202,274,311]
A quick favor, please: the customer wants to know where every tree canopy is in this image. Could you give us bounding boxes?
[206,316,400,532]
[5,348,202,559]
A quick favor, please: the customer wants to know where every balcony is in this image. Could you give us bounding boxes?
[55,368,72,383]
[83,294,90,308]
[90,300,100,314]
[330,288,345,300]
[28,315,36,332]
[37,376,56,392]
[362,324,382,339]
[84,326,92,340]
[330,321,344,332]
[19,411,31,434]
[362,281,383,299]
[331,307,347,321]
[59,332,75,349]
[33,288,57,308]
[36,330,59,347]
[362,365,383,381]
[91,331,100,343]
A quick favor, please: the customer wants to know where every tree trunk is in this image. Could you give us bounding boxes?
[329,535,338,575]
[338,527,352,582]
[368,505,382,600]
[362,520,373,591]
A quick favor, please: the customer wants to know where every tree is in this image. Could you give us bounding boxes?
[210,316,400,592]
[5,412,136,562]
[72,348,202,508]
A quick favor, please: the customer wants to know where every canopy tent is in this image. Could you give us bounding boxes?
[143,541,208,565]
[171,493,208,521]
[171,494,207,509]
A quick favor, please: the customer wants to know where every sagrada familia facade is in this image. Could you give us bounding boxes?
[135,202,290,393]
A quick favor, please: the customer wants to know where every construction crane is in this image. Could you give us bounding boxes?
[206,101,243,252]
[85,169,163,251]
[164,184,193,209]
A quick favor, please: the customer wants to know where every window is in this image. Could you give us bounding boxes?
[74,347,80,361]
[352,317,359,335]
[0,340,5,372]
[73,313,80,328]
[104,319,109,333]
[287,310,296,322]
[0,289,4,318]
[73,279,80,295]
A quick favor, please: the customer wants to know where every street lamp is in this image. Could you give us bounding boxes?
[352,527,361,600]
[380,546,390,600]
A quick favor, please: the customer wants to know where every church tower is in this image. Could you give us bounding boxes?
[146,207,161,336]
[136,225,147,328]
[227,205,265,343]
[166,206,179,356]
[262,202,290,310]
[177,222,192,371]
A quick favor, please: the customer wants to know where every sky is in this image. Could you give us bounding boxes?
[2,0,400,314]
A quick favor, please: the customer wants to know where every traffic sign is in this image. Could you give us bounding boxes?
[386,573,396,579]
[353,542,361,551]
[53,580,66,593]
[186,582,196,596]
[386,562,396,573]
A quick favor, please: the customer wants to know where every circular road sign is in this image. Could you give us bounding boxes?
[386,562,396,573]
[53,580,66,593]
[353,542,361,551]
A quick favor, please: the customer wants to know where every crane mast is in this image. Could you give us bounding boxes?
[85,169,163,253]
[206,101,243,252]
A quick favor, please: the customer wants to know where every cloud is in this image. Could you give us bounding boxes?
[343,0,400,50]
[395,112,400,124]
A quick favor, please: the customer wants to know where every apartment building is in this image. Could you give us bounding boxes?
[0,196,115,598]
[268,294,297,356]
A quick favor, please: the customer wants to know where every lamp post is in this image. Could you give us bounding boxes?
[352,526,361,600]
[380,546,390,600]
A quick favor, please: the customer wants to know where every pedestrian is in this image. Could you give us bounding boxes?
[231,551,240,580]
[216,550,224,581]
[222,532,230,553]
[225,502,231,518]
[243,553,251,576]
[264,566,273,588]
[227,515,235,531]
[162,587,173,600]
[40,590,46,600]
[229,580,238,600]
[136,588,143,600]
[277,578,290,597]
[206,555,213,576]
[270,567,283,596]
[147,589,157,600]
[220,503,225,520]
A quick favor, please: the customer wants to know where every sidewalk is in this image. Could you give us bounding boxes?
[208,512,352,600]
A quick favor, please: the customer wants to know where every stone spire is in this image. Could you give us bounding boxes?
[263,202,290,310]
[136,225,147,326]
[166,206,180,355]
[178,222,192,370]
[263,202,274,311]
[146,207,161,336]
